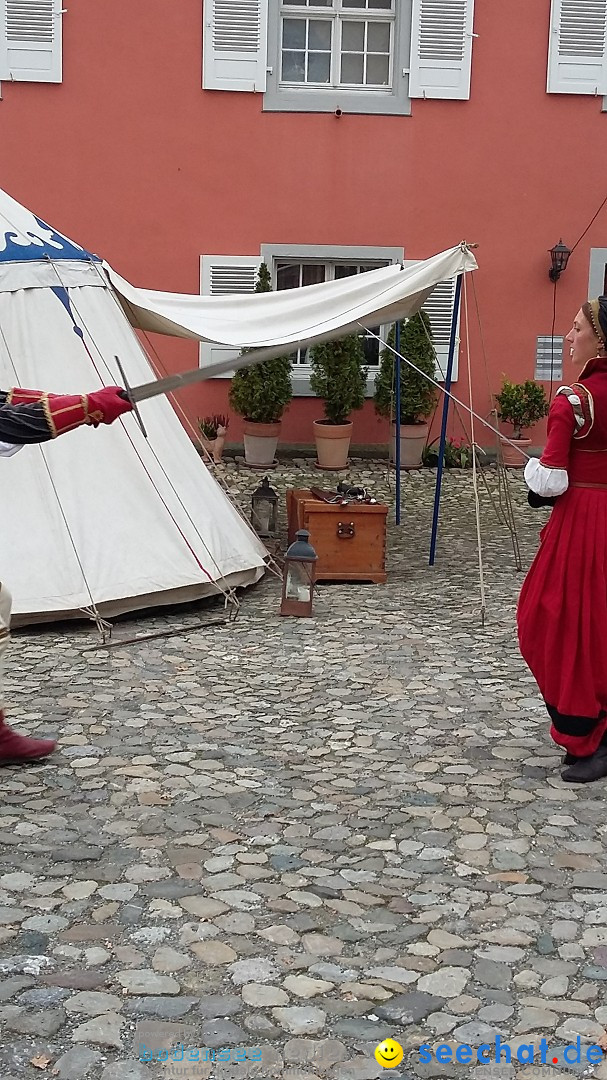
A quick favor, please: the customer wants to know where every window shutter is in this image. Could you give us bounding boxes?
[0,0,62,83]
[199,255,262,374]
[409,0,475,100]
[547,0,607,95]
[203,0,268,92]
[421,277,459,382]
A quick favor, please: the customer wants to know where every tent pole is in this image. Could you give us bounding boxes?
[395,319,401,525]
[429,273,463,566]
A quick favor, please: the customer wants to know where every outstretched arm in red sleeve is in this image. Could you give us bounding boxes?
[0,386,133,447]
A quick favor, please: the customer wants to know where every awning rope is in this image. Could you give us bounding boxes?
[462,272,487,625]
[91,260,283,583]
[469,273,523,572]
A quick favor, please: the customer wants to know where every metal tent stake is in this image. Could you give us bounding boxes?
[429,273,463,566]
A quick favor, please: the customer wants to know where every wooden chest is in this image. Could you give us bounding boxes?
[286,488,388,583]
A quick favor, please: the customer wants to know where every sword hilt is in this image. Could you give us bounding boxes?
[115,355,148,439]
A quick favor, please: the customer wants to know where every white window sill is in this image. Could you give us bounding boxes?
[292,374,379,398]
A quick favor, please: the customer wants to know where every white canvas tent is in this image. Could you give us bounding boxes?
[0,187,269,624]
[0,185,477,624]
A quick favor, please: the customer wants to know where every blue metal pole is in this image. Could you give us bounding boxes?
[395,319,401,525]
[429,273,463,566]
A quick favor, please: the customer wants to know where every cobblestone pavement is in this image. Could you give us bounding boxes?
[1,460,606,1080]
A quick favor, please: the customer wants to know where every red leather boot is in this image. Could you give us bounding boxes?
[0,711,56,764]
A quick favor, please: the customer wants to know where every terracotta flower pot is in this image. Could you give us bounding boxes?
[501,436,531,468]
[313,420,353,470]
[243,420,280,468]
[390,421,429,469]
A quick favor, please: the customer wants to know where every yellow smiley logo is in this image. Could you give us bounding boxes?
[374,1039,404,1069]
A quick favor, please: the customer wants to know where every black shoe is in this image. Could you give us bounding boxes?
[562,747,607,783]
[562,752,578,766]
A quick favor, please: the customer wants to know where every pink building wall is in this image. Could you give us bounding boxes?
[1,0,605,448]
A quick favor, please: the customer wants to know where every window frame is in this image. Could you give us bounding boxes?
[263,0,412,114]
[589,247,607,299]
[261,243,404,395]
[280,0,394,92]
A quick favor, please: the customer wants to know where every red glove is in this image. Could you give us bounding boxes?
[86,387,134,425]
[38,387,133,437]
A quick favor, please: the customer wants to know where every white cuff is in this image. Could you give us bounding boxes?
[0,442,23,458]
[524,457,568,497]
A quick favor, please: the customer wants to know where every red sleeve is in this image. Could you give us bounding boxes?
[540,394,576,470]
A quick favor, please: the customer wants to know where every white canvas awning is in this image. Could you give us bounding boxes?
[105,243,478,378]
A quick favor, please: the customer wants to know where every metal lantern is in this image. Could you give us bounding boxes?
[280,529,318,617]
[549,239,572,282]
[251,476,279,538]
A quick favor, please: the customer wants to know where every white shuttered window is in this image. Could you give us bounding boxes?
[547,0,607,95]
[421,277,459,382]
[204,0,475,103]
[200,248,404,391]
[203,0,268,92]
[409,0,475,100]
[402,266,459,380]
[0,0,62,82]
[199,256,262,372]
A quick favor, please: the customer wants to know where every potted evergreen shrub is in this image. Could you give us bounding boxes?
[309,332,367,470]
[373,311,438,468]
[228,263,292,467]
[197,413,228,463]
[495,378,549,467]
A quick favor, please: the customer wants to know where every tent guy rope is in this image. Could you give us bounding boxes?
[45,256,245,621]
[94,261,284,586]
[358,322,532,463]
[0,315,110,635]
[462,271,487,625]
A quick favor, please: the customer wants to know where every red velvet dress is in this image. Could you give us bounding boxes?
[517,357,607,755]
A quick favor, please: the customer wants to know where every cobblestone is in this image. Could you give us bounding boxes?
[1,462,607,1077]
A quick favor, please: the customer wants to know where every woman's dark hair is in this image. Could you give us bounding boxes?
[599,296,607,342]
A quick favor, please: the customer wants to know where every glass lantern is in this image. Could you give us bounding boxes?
[280,529,318,617]
[549,239,572,282]
[250,476,279,538]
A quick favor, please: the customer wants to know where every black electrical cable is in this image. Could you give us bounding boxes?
[545,188,607,404]
[549,277,558,404]
[570,190,607,255]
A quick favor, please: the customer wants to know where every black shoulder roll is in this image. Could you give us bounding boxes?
[0,397,54,444]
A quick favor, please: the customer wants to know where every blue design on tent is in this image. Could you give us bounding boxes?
[50,286,86,340]
[0,215,99,264]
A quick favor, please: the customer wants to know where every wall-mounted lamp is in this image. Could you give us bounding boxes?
[549,239,572,283]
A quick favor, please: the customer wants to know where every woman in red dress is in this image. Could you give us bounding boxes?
[518,296,607,783]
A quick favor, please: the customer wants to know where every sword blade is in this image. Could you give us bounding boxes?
[129,370,212,402]
[127,343,296,403]
[124,317,529,462]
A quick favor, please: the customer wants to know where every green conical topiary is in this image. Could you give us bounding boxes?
[374,311,438,425]
[229,264,293,425]
[309,333,367,426]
